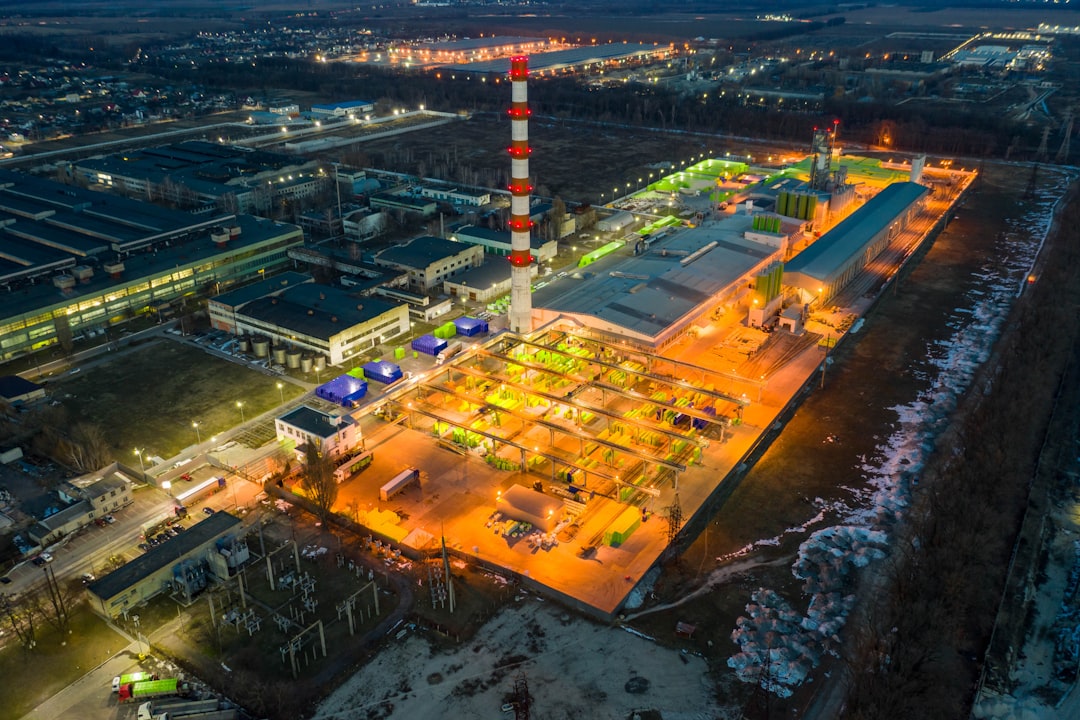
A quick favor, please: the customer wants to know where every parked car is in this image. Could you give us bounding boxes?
[81,573,95,584]
[39,552,53,563]
[138,543,150,552]
[202,507,215,516]
[104,515,116,524]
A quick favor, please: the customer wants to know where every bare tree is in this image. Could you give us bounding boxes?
[1,592,38,649]
[65,422,112,473]
[54,314,74,355]
[299,440,337,522]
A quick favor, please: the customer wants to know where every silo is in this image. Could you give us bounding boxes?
[238,335,250,353]
[252,336,270,358]
[797,193,810,219]
[286,349,302,369]
[313,355,327,373]
[272,346,287,365]
[806,195,818,220]
[777,192,789,217]
[300,356,313,373]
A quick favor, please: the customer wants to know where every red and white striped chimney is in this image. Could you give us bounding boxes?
[507,55,534,334]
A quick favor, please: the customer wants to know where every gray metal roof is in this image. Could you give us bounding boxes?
[446,260,513,287]
[784,182,928,283]
[87,511,242,601]
[535,216,775,342]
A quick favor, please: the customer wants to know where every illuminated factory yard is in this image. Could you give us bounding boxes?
[308,143,973,617]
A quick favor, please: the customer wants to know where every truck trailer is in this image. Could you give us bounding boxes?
[119,678,187,703]
[436,341,463,364]
[113,671,154,692]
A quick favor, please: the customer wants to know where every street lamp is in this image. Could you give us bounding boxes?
[276,382,285,404]
[133,448,144,473]
[236,401,245,423]
[192,421,201,444]
[162,480,172,497]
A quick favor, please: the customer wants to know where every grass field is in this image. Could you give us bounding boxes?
[59,339,304,463]
[0,601,128,720]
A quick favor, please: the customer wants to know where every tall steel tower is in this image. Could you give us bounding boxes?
[507,56,534,334]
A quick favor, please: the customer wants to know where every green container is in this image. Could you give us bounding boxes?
[807,195,818,219]
[394,347,405,360]
[798,193,809,219]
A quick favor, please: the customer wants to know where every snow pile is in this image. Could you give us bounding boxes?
[728,166,1078,698]
[728,528,887,696]
[728,589,819,698]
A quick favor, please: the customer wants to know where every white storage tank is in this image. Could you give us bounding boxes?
[313,355,326,372]
[286,349,302,369]
[272,346,287,364]
[252,337,270,358]
[300,356,313,373]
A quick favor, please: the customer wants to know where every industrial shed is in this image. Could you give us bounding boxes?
[86,512,243,618]
[782,181,928,305]
[497,484,562,532]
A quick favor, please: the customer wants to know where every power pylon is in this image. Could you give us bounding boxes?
[666,492,683,545]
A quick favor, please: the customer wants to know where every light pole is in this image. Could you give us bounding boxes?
[236,401,245,423]
[277,382,285,404]
[192,421,201,444]
[162,480,172,498]
[133,448,144,474]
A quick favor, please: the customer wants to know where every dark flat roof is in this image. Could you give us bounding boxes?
[3,213,303,321]
[376,236,473,267]
[279,405,355,438]
[0,375,43,399]
[87,511,242,601]
[211,271,313,309]
[239,285,401,340]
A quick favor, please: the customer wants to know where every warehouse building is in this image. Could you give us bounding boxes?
[374,236,484,291]
[230,283,409,366]
[0,171,304,361]
[208,271,314,333]
[782,181,929,305]
[532,212,780,349]
[69,140,322,215]
[450,225,559,264]
[442,259,536,303]
[87,511,246,618]
[310,100,375,118]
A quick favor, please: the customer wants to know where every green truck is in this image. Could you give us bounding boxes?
[112,672,153,693]
[117,678,187,703]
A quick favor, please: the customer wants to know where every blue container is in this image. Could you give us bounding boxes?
[453,317,489,337]
[362,361,403,385]
[411,334,448,356]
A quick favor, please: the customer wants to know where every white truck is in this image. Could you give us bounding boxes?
[436,341,463,364]
[137,702,169,720]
